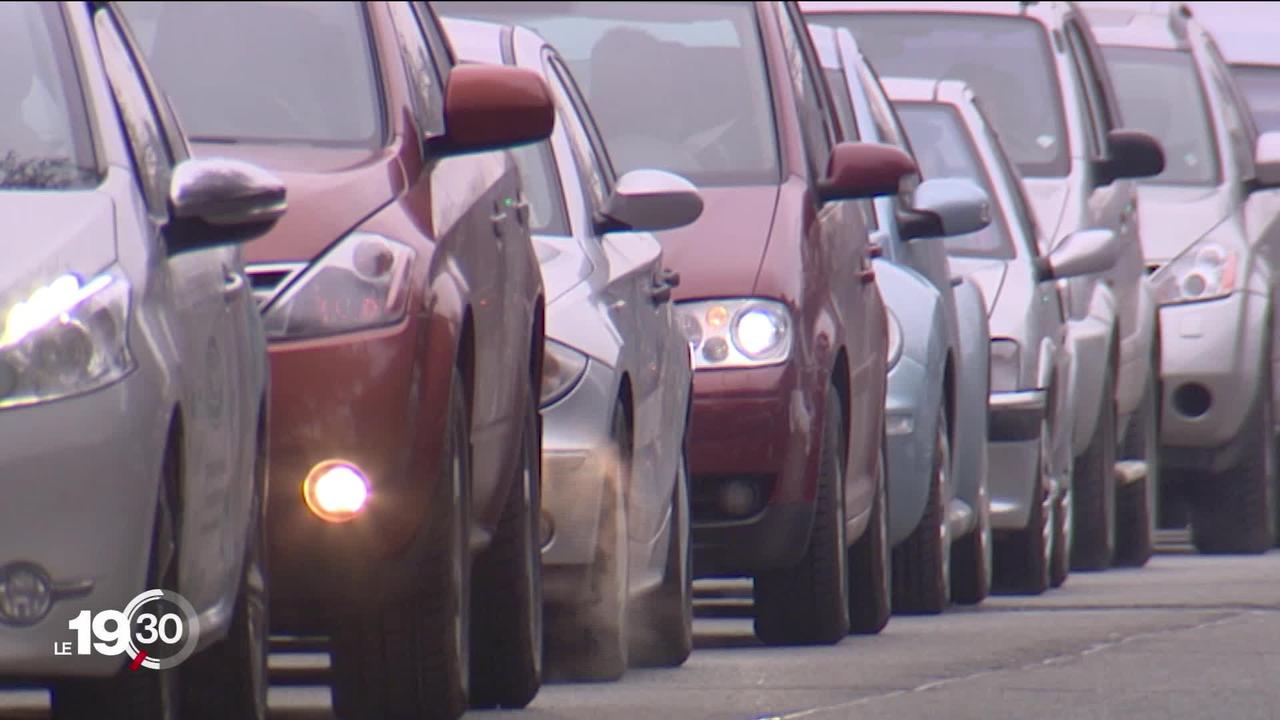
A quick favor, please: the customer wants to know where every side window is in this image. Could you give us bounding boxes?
[389,2,445,137]
[509,141,570,236]
[93,8,175,217]
[544,59,610,213]
[778,6,837,178]
[412,1,456,79]
[1064,22,1109,160]
[1205,40,1257,177]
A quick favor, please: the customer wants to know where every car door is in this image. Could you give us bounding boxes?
[94,8,238,610]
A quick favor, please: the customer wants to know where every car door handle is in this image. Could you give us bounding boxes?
[858,268,876,284]
[867,243,883,259]
[222,266,246,300]
[513,199,531,225]
[656,268,681,289]
[649,281,673,304]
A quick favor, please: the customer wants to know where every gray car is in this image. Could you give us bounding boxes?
[887,77,1127,594]
[809,23,997,612]
[1186,1,1280,134]
[803,0,1165,576]
[1087,2,1280,553]
[443,17,703,681]
[0,3,284,718]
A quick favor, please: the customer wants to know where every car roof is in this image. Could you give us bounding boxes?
[799,1,1071,24]
[1082,2,1190,51]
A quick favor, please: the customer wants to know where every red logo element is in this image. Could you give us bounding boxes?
[129,651,148,671]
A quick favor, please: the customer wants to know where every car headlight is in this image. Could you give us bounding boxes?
[1151,237,1238,305]
[262,232,415,340]
[540,339,587,407]
[885,307,903,370]
[990,338,1021,393]
[677,299,793,370]
[0,269,133,409]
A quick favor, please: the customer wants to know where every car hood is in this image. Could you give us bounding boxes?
[190,143,402,263]
[655,185,779,300]
[948,256,1007,319]
[534,235,592,305]
[0,191,117,309]
[1135,184,1230,264]
[1022,178,1070,249]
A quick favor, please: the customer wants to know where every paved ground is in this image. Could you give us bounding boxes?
[4,534,1280,719]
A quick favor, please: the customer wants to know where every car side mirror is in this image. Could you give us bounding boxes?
[1095,129,1165,185]
[427,64,554,157]
[816,141,918,203]
[897,177,991,241]
[595,169,704,234]
[1035,228,1120,281]
[165,158,287,253]
[1251,131,1280,189]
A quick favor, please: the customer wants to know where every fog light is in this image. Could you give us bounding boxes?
[1173,382,1212,419]
[718,479,759,519]
[302,460,370,523]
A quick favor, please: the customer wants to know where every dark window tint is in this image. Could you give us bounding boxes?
[830,13,1070,177]
[1232,65,1280,135]
[0,2,98,189]
[1103,47,1220,186]
[509,141,570,236]
[119,1,383,148]
[435,1,780,186]
[896,102,1014,259]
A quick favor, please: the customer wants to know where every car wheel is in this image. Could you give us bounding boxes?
[1114,361,1158,567]
[628,447,693,667]
[470,387,543,708]
[848,441,892,633]
[891,405,951,615]
[543,401,631,682]
[993,420,1052,596]
[951,469,992,605]
[51,435,183,720]
[330,373,471,720]
[754,382,850,646]
[1070,360,1117,571]
[1190,354,1278,554]
[179,417,269,720]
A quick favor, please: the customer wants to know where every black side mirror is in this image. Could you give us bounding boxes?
[1095,129,1165,185]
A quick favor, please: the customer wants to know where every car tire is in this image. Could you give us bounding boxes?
[51,435,184,720]
[1070,361,1117,571]
[1115,362,1158,567]
[1190,357,1277,554]
[330,373,471,720]
[951,474,992,605]
[891,405,951,615]
[754,383,850,645]
[470,388,543,708]
[628,448,693,667]
[543,402,630,682]
[993,421,1052,596]
[848,442,892,633]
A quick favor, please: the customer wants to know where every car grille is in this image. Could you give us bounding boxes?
[246,263,306,311]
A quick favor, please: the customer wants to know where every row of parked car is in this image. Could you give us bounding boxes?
[4,1,1279,719]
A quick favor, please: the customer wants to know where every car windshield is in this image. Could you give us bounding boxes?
[818,13,1069,178]
[436,1,780,186]
[1231,64,1280,134]
[1103,47,1220,186]
[119,1,382,148]
[0,2,98,190]
[896,102,1015,260]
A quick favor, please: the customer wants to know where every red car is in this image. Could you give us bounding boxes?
[123,2,553,717]
[438,0,918,645]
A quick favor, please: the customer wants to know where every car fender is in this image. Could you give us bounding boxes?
[951,276,991,511]
[1067,282,1118,458]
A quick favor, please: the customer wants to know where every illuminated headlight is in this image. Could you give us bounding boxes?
[990,338,1021,393]
[540,340,587,407]
[1151,238,1238,305]
[302,460,370,523]
[677,299,793,369]
[262,232,415,339]
[885,307,903,370]
[0,270,133,409]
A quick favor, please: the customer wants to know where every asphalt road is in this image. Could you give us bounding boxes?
[4,533,1280,719]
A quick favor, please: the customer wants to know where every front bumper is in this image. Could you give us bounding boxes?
[0,367,168,677]
[688,362,822,577]
[987,390,1046,530]
[1158,292,1268,461]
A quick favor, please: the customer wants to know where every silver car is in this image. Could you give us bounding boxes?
[0,2,284,718]
[1186,1,1280,134]
[887,77,1127,594]
[809,23,997,612]
[803,0,1165,576]
[443,17,703,681]
[1087,3,1280,553]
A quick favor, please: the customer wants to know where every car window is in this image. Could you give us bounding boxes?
[980,102,1042,254]
[411,1,458,80]
[1230,64,1280,134]
[388,1,446,137]
[896,102,1015,260]
[94,8,175,216]
[820,66,876,230]
[778,4,838,176]
[1063,21,1112,167]
[1103,47,1221,186]
[0,2,98,190]
[435,1,781,187]
[120,1,384,148]
[830,12,1069,177]
[543,59,610,215]
[509,141,570,236]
